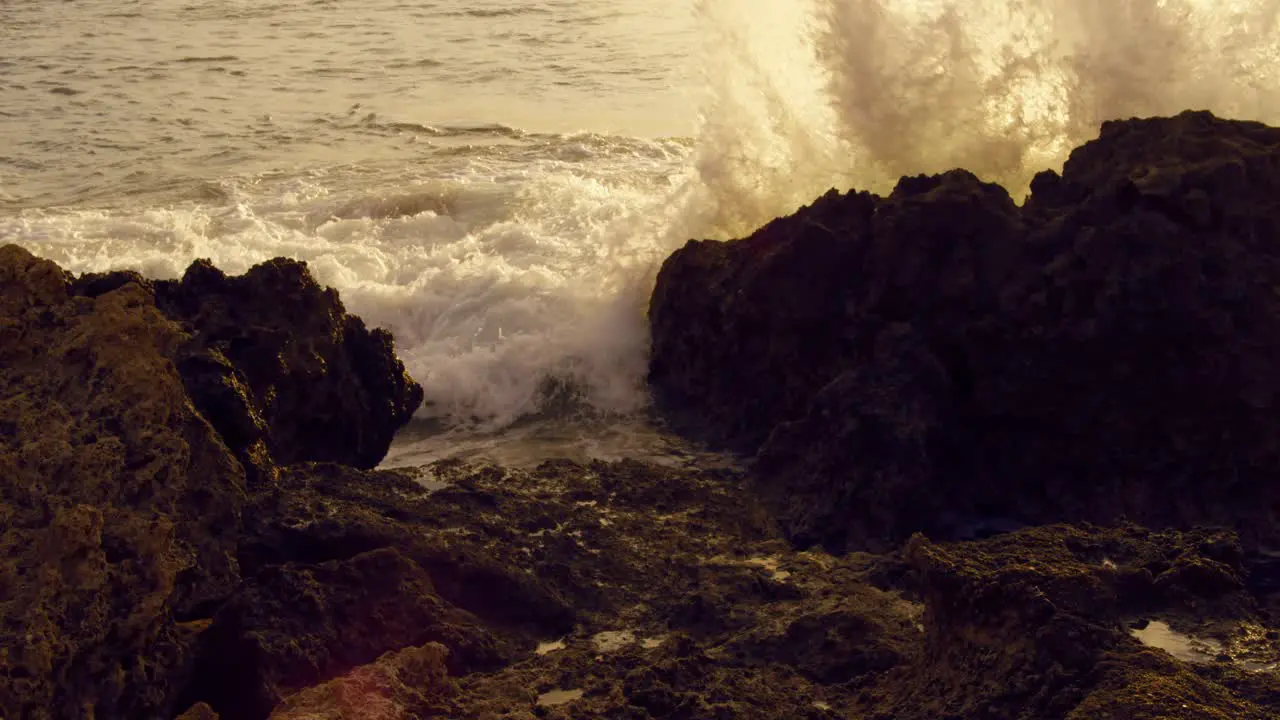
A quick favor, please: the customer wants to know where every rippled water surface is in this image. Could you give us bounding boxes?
[4,0,1277,465]
[0,0,698,207]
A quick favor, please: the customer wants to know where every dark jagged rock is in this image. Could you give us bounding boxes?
[649,110,1280,551]
[294,462,1278,720]
[155,258,423,472]
[649,170,1019,452]
[269,643,456,720]
[865,520,1274,717]
[0,245,248,719]
[716,583,916,684]
[4,247,1277,720]
[971,112,1280,545]
[754,323,954,553]
[0,246,544,719]
[863,524,1278,720]
[237,462,579,636]
[648,187,881,451]
[64,257,424,475]
[166,463,588,719]
[183,547,497,720]
[169,460,591,719]
[10,110,1280,720]
[359,459,922,720]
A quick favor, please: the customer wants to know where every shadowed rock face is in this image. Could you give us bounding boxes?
[259,465,1279,720]
[183,547,503,720]
[647,187,885,452]
[881,524,1273,720]
[267,642,456,720]
[649,110,1280,552]
[154,258,423,473]
[173,461,580,720]
[7,111,1280,720]
[0,247,508,720]
[0,245,247,719]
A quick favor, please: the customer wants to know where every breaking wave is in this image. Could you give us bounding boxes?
[5,0,1279,434]
[687,0,1280,239]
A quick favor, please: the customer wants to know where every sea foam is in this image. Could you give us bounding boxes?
[5,0,1279,434]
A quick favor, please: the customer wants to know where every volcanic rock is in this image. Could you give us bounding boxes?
[370,459,920,720]
[649,110,1280,551]
[4,245,1277,720]
[173,461,584,720]
[269,642,456,720]
[281,462,1279,720]
[154,258,423,473]
[183,547,492,720]
[0,245,247,719]
[868,524,1278,720]
[9,109,1280,720]
[648,187,882,451]
[753,323,954,552]
[0,247,507,720]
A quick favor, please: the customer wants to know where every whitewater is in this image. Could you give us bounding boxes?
[2,0,1278,465]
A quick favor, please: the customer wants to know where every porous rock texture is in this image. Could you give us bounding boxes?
[649,110,1280,552]
[7,110,1280,720]
[0,245,247,718]
[287,466,1280,720]
[153,258,423,473]
[268,642,456,720]
[0,247,511,720]
[178,462,577,720]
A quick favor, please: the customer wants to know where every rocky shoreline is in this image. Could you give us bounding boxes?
[651,110,1280,554]
[3,110,1280,719]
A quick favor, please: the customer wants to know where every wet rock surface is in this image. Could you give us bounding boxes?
[6,110,1280,720]
[258,463,1279,720]
[0,245,247,719]
[0,247,432,719]
[154,258,423,473]
[269,642,456,720]
[649,110,1280,551]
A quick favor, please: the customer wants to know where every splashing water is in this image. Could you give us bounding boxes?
[689,0,1280,238]
[3,0,1278,444]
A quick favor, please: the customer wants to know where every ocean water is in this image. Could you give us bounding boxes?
[3,0,1278,466]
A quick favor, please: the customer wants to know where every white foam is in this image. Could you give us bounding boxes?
[690,0,1280,234]
[3,141,694,429]
[5,0,1278,435]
